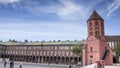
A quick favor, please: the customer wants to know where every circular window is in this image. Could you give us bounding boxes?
[90,55,93,58]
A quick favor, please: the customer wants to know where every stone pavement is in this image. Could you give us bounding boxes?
[1,61,120,68]
[0,61,80,68]
[104,64,120,68]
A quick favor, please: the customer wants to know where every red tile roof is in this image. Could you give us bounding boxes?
[105,36,120,42]
[88,10,104,21]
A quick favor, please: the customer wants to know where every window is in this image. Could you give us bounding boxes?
[95,31,99,35]
[89,27,93,30]
[95,27,99,30]
[44,51,46,55]
[34,51,36,55]
[95,21,98,26]
[16,51,18,54]
[37,51,39,55]
[58,51,61,55]
[55,47,57,50]
[54,51,57,56]
[71,52,73,56]
[24,51,26,55]
[51,51,53,55]
[39,46,41,49]
[26,51,28,55]
[89,32,93,36]
[90,47,93,52]
[40,51,42,55]
[6,51,7,54]
[21,51,23,55]
[90,55,93,58]
[66,46,69,50]
[89,22,92,26]
[62,52,65,56]
[47,51,49,55]
[66,52,69,56]
[30,51,32,55]
[28,47,31,49]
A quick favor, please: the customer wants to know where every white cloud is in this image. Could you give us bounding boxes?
[106,0,120,17]
[0,0,103,19]
[0,0,19,3]
[57,0,88,19]
[24,0,89,20]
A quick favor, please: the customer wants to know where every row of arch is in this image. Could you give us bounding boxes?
[1,54,81,64]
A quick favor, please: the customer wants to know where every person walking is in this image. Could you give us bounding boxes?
[12,61,14,68]
[69,65,72,68]
[10,61,14,68]
[10,61,12,68]
[19,62,22,68]
[4,60,7,68]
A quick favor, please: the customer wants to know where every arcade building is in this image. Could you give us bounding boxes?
[0,10,120,65]
[0,41,83,64]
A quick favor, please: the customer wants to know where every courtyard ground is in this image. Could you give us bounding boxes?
[0,61,81,68]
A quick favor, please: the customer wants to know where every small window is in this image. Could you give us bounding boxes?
[89,22,92,26]
[89,32,93,36]
[95,31,99,35]
[89,27,93,30]
[95,21,98,26]
[90,47,93,52]
[95,27,99,30]
[90,55,93,58]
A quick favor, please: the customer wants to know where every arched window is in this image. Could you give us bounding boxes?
[89,32,93,36]
[95,21,98,26]
[90,47,93,52]
[89,22,92,26]
[95,31,99,35]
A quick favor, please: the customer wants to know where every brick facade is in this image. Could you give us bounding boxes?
[82,10,113,66]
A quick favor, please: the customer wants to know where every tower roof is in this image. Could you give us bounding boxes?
[88,10,104,21]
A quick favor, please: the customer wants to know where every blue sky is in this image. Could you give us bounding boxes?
[0,0,120,42]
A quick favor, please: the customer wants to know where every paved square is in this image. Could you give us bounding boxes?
[0,61,80,68]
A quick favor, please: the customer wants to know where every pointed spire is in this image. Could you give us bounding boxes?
[88,10,104,21]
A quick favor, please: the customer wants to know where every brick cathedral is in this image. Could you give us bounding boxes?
[82,10,113,66]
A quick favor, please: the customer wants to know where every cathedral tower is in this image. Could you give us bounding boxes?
[87,10,104,37]
[82,10,113,66]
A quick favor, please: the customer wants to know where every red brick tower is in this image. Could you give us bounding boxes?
[82,10,113,66]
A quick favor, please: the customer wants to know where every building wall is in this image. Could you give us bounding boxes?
[82,10,113,66]
[1,44,81,64]
[83,37,113,66]
[107,41,120,50]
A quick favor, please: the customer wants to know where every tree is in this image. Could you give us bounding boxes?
[24,39,28,42]
[72,43,83,55]
[72,43,83,65]
[114,44,120,63]
[114,44,120,56]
